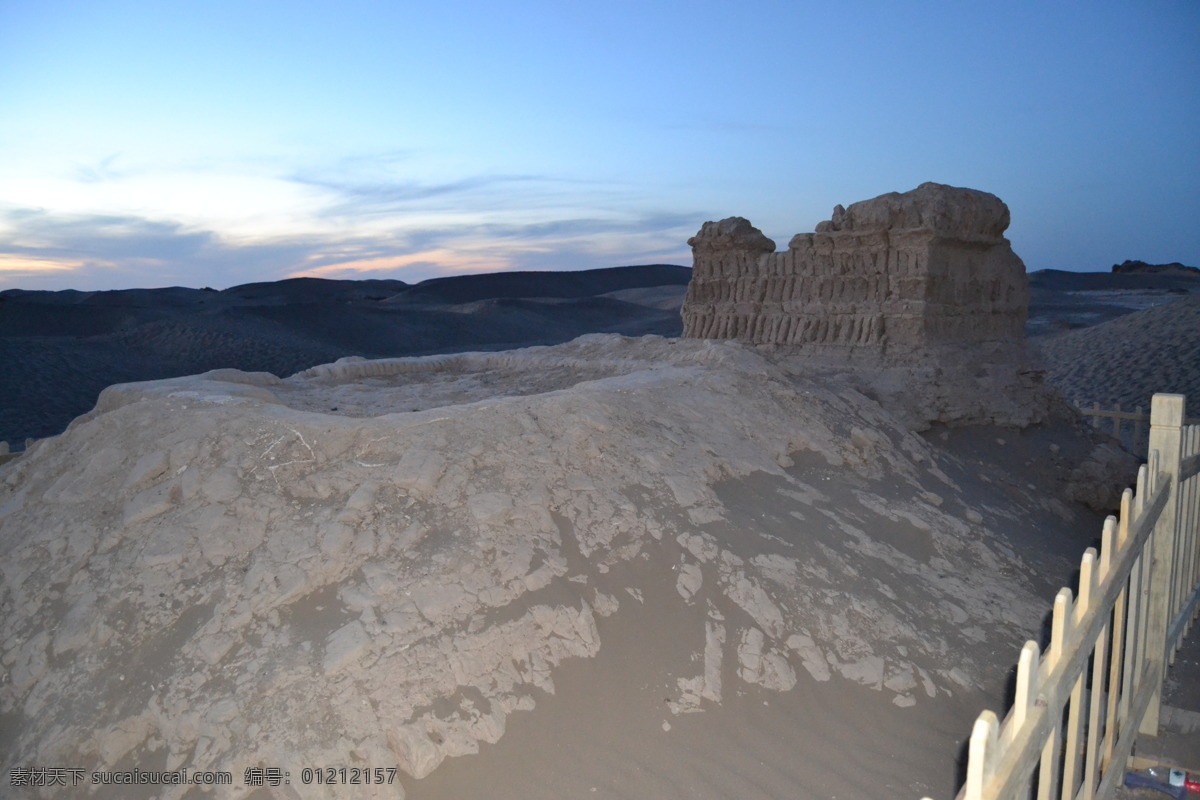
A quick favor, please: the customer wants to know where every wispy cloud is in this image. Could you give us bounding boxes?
[285,208,698,281]
[71,152,129,185]
[291,172,550,215]
[0,253,84,279]
[4,208,217,261]
[285,163,628,228]
[0,206,320,289]
[291,248,513,281]
[472,211,700,242]
[0,143,703,290]
[0,195,698,291]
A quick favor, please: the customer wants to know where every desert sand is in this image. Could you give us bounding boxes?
[0,261,1197,800]
[1030,294,1200,411]
[4,260,1199,453]
[0,266,690,450]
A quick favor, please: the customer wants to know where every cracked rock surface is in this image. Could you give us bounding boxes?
[0,333,1104,799]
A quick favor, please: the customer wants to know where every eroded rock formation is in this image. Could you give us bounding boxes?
[682,182,1028,357]
[681,182,1055,427]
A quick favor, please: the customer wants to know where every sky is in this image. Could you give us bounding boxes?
[0,1,1197,291]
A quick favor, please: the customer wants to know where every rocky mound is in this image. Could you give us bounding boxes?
[0,334,1112,800]
[1111,259,1199,276]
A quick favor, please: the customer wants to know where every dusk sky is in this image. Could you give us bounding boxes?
[1,1,1197,291]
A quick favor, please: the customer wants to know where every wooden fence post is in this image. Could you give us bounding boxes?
[1140,393,1186,735]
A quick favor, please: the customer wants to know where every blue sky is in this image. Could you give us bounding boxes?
[1,1,1197,291]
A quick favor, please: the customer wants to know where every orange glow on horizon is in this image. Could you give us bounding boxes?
[0,254,83,274]
[287,248,514,280]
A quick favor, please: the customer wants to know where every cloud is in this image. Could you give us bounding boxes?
[0,207,320,289]
[292,173,543,213]
[290,248,512,281]
[0,184,699,291]
[72,152,128,185]
[0,254,84,284]
[287,168,617,223]
[4,208,218,262]
[1,144,705,289]
[472,211,700,242]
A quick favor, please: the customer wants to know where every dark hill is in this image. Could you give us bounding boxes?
[0,265,689,448]
[391,264,691,305]
[222,277,410,304]
[1111,259,1200,276]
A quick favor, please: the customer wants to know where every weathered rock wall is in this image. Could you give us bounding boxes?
[681,182,1029,358]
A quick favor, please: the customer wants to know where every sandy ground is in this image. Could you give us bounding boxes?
[1113,628,1200,800]
[1030,294,1200,410]
[0,265,1197,800]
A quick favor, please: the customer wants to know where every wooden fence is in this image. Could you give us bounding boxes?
[925,393,1200,800]
[1077,399,1200,457]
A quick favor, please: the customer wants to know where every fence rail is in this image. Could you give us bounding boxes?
[926,394,1200,800]
[1076,399,1200,456]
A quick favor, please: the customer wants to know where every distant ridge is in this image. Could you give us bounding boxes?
[1111,259,1200,276]
[223,276,410,303]
[0,265,691,307]
[1027,268,1200,293]
[390,264,691,305]
[1025,267,1200,336]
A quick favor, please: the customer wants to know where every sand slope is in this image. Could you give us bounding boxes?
[0,334,1118,800]
[1026,268,1199,335]
[1032,294,1200,409]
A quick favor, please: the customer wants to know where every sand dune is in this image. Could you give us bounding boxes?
[383,265,688,306]
[1032,294,1200,409]
[0,266,691,448]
